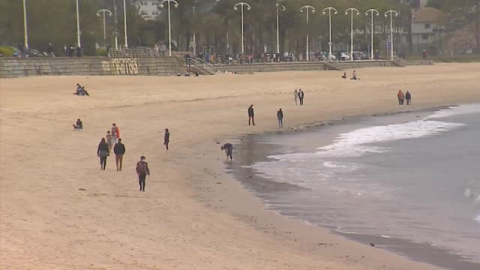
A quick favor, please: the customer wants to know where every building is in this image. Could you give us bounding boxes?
[398,0,428,9]
[410,7,445,52]
[131,0,162,21]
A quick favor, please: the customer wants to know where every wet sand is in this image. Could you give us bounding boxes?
[1,63,480,269]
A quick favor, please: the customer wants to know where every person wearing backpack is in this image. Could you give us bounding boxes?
[136,156,150,192]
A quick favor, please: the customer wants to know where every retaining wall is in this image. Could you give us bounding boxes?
[0,57,186,78]
[213,60,399,73]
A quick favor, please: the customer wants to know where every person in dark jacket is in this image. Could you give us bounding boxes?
[113,138,126,171]
[136,156,150,192]
[248,105,255,126]
[221,143,233,160]
[298,89,305,105]
[97,138,109,170]
[277,108,284,128]
[405,91,412,105]
[164,128,170,150]
[73,118,83,129]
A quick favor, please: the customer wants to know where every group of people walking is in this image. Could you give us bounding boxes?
[92,122,171,192]
[97,123,123,171]
[397,90,412,105]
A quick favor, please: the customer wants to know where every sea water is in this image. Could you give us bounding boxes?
[240,104,480,269]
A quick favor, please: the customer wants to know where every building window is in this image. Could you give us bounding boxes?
[425,23,431,29]
[422,34,429,40]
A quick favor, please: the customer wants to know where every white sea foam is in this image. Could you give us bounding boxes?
[427,104,480,120]
[475,214,480,224]
[268,119,463,161]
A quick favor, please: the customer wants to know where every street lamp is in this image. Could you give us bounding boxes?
[160,0,179,56]
[365,9,380,60]
[276,2,286,54]
[123,0,128,48]
[192,5,197,56]
[345,8,360,60]
[22,0,29,50]
[97,9,113,45]
[234,2,252,54]
[385,10,399,61]
[76,0,81,48]
[322,7,338,60]
[300,5,315,61]
[113,0,118,49]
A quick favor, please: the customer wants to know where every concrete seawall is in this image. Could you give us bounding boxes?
[0,57,186,78]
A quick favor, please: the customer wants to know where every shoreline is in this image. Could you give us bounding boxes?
[2,64,480,269]
[223,106,480,270]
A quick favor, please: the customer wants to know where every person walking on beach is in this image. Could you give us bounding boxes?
[298,89,305,105]
[294,89,298,105]
[164,128,170,150]
[106,131,113,150]
[405,91,412,105]
[111,123,120,144]
[113,138,126,171]
[397,90,405,105]
[277,108,284,128]
[97,138,110,170]
[248,105,255,126]
[221,143,233,160]
[136,156,150,192]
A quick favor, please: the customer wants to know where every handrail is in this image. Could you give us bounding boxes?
[187,58,217,75]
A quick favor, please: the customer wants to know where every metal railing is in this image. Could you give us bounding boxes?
[187,58,217,75]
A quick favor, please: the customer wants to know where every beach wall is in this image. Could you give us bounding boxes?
[0,57,186,78]
[213,60,402,73]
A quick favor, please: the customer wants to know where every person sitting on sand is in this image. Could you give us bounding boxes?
[74,83,89,96]
[351,71,358,80]
[342,72,347,79]
[221,143,233,160]
[73,118,83,129]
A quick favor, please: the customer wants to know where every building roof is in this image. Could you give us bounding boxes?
[412,7,444,23]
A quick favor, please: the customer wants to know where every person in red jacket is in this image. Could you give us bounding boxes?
[111,123,120,144]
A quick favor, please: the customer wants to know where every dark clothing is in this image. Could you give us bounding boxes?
[277,110,284,128]
[113,143,126,155]
[298,91,304,105]
[164,131,170,150]
[248,107,254,116]
[138,174,146,192]
[248,106,255,126]
[97,142,109,170]
[405,92,412,105]
[222,143,233,160]
[73,119,83,129]
[136,161,150,191]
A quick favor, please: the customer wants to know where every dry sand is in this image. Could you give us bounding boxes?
[1,63,480,270]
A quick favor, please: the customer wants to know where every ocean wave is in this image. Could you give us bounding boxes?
[427,104,480,120]
[475,214,480,224]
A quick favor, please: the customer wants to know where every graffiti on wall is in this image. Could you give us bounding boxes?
[110,58,139,75]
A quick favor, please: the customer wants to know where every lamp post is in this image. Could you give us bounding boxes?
[22,0,29,49]
[276,2,286,54]
[113,0,118,49]
[365,9,379,60]
[192,5,197,56]
[300,5,315,61]
[76,0,81,48]
[234,2,252,54]
[322,7,338,60]
[385,10,399,61]
[97,9,113,45]
[345,8,360,60]
[123,0,128,48]
[160,0,179,56]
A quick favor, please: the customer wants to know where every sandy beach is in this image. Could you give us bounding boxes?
[1,63,480,270]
